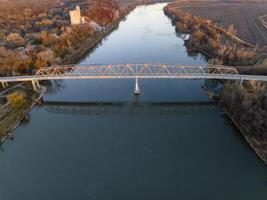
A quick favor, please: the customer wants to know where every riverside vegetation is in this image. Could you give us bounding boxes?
[164,3,262,66]
[0,84,46,143]
[164,1,267,164]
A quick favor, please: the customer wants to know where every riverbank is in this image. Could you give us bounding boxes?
[163,3,266,66]
[204,85,267,165]
[223,108,267,165]
[62,17,131,64]
[219,80,267,165]
[0,84,46,144]
[164,3,267,165]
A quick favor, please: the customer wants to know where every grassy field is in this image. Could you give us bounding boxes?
[170,2,267,46]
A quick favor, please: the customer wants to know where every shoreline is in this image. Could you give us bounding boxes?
[223,108,267,165]
[163,4,265,66]
[203,86,267,165]
[164,4,267,165]
[0,85,46,144]
[62,2,170,65]
[61,18,128,65]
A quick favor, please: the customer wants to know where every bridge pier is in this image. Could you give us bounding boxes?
[134,78,140,95]
[31,80,40,91]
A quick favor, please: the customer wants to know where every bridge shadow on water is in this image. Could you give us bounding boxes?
[41,99,219,115]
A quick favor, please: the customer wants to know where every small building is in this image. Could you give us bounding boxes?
[69,6,81,25]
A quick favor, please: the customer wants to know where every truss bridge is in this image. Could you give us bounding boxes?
[1,64,267,93]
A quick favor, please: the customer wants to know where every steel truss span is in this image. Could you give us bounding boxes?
[1,64,267,82]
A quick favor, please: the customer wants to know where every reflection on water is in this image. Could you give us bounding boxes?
[42,101,217,115]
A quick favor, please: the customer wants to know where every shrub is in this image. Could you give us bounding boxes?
[7,91,26,108]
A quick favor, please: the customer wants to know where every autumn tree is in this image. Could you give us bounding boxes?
[7,91,26,108]
[84,0,120,26]
[0,46,21,74]
[6,32,26,48]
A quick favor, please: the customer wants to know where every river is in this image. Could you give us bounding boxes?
[0,3,267,200]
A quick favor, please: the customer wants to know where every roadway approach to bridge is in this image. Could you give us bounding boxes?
[1,63,267,94]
